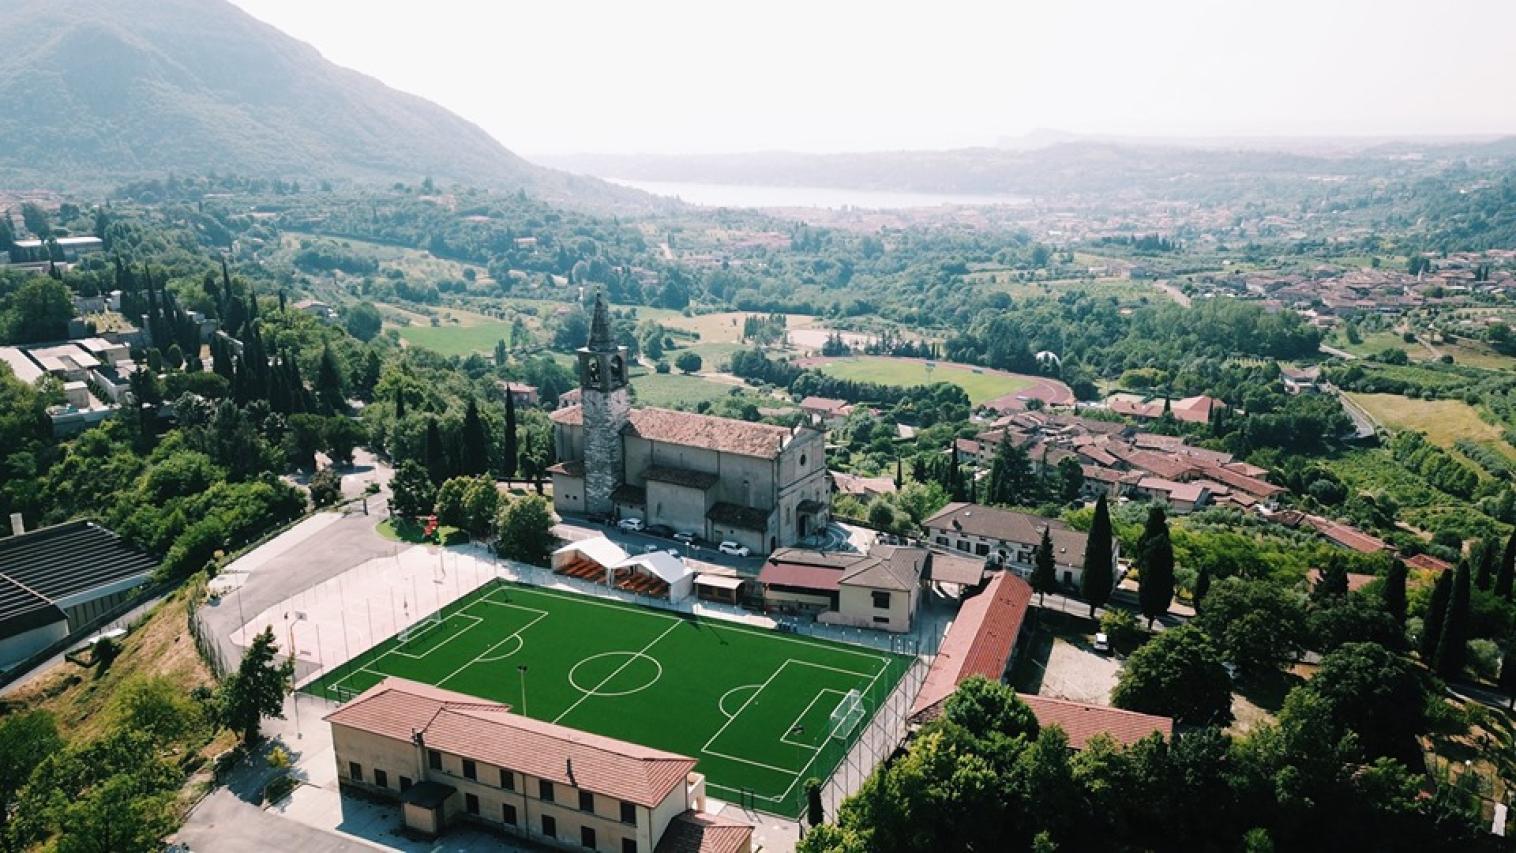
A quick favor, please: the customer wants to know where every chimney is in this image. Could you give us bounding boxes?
[9,513,23,536]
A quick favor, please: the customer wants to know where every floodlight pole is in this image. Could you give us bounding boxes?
[518,665,529,717]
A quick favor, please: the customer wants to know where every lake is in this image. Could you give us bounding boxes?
[607,178,1028,210]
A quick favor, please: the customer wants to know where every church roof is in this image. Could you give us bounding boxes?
[551,405,796,460]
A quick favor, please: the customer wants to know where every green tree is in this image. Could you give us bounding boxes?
[805,778,824,828]
[1056,456,1083,503]
[315,344,345,414]
[110,675,202,746]
[985,435,1032,507]
[674,351,703,374]
[389,459,436,518]
[1111,624,1233,724]
[461,477,501,537]
[1383,558,1408,627]
[1434,558,1472,678]
[1193,577,1306,675]
[423,417,447,484]
[217,626,295,746]
[460,397,488,476]
[493,339,508,367]
[1499,634,1516,706]
[1030,526,1057,604]
[1080,494,1114,617]
[1307,642,1425,763]
[321,416,365,467]
[1135,505,1174,627]
[344,301,383,342]
[1,277,74,344]
[308,466,342,507]
[1498,530,1516,600]
[941,675,1040,739]
[502,391,519,480]
[0,711,62,834]
[1193,565,1212,608]
[55,775,176,853]
[495,494,554,565]
[1419,568,1453,664]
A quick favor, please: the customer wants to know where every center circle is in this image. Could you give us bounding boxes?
[568,651,663,697]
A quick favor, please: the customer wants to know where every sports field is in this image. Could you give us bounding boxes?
[304,580,911,814]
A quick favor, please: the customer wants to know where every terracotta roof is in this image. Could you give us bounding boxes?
[1196,463,1284,499]
[1405,553,1452,573]
[644,465,721,491]
[910,570,1032,719]
[326,678,697,807]
[655,810,754,853]
[799,396,849,414]
[707,502,769,531]
[552,405,798,460]
[1114,448,1199,481]
[923,503,1092,567]
[841,545,927,591]
[831,471,898,497]
[1137,477,1209,505]
[757,559,842,593]
[1305,515,1389,554]
[1017,694,1173,749]
[1307,567,1377,593]
[927,551,987,586]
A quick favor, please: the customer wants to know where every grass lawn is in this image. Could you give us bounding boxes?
[376,517,469,546]
[394,319,516,358]
[304,581,911,814]
[814,356,1034,406]
[1346,393,1515,460]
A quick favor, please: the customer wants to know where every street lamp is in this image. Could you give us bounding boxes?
[518,665,529,717]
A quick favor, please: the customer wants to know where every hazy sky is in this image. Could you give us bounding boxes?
[232,0,1516,156]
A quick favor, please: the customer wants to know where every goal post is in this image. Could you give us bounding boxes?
[397,611,443,645]
[827,689,865,739]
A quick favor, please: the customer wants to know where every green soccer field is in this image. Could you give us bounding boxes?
[304,580,913,814]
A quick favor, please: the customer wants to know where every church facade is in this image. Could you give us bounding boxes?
[549,295,829,555]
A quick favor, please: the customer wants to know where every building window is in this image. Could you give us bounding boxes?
[400,776,413,792]
[873,615,890,624]
[581,827,597,848]
[623,839,638,853]
[974,542,990,557]
[620,800,637,825]
[871,590,891,609]
[500,769,514,790]
[539,780,554,802]
[374,769,388,789]
[348,762,362,782]
[462,759,477,781]
[579,790,595,813]
[428,750,442,770]
[466,793,480,815]
[502,803,517,826]
[935,536,948,546]
[542,815,557,838]
[955,540,970,553]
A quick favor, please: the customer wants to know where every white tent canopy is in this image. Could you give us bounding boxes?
[613,552,695,601]
[551,536,629,570]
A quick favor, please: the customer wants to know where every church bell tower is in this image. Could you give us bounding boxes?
[578,291,630,516]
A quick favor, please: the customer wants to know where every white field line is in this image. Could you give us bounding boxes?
[552,619,684,724]
[389,613,482,659]
[772,659,890,806]
[780,689,846,750]
[435,609,549,689]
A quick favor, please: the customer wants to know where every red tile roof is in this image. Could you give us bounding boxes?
[1305,515,1389,554]
[1017,694,1173,749]
[655,810,754,853]
[1405,553,1452,573]
[551,405,799,459]
[1307,567,1377,593]
[757,558,843,592]
[910,570,1032,718]
[325,678,697,807]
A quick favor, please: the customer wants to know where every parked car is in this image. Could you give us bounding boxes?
[718,541,750,557]
[672,531,696,544]
[617,517,645,532]
[1092,632,1111,654]
[642,544,661,554]
[666,548,682,557]
[646,523,674,538]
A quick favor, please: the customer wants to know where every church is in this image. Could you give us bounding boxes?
[549,295,829,555]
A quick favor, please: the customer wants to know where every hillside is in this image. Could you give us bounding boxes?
[0,0,645,209]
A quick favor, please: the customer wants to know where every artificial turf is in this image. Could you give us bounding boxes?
[304,579,912,815]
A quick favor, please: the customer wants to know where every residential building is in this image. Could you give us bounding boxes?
[756,545,927,632]
[499,381,540,407]
[325,677,751,851]
[1280,365,1322,394]
[550,294,828,554]
[1133,477,1211,515]
[922,502,1118,592]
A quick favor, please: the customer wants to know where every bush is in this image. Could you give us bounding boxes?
[308,468,342,508]
[1466,638,1501,681]
[1099,608,1146,654]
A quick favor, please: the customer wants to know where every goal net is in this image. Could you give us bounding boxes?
[828,689,866,739]
[397,612,443,645]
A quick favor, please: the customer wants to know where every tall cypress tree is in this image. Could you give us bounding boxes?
[1030,526,1057,605]
[1499,634,1516,707]
[424,418,446,485]
[1435,559,1472,679]
[1080,494,1115,618]
[460,397,488,476]
[1193,566,1211,609]
[1383,558,1408,627]
[1498,531,1516,600]
[316,344,344,415]
[1474,538,1496,592]
[1136,505,1175,627]
[503,392,519,480]
[1420,569,1453,664]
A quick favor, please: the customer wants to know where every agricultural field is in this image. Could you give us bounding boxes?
[629,370,753,409]
[810,356,1039,406]
[1346,393,1516,461]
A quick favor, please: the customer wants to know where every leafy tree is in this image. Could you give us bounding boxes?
[1111,624,1233,724]
[1030,526,1057,604]
[1193,565,1212,608]
[217,626,294,746]
[1079,495,1114,617]
[308,466,342,507]
[109,675,202,746]
[1135,505,1174,627]
[1435,559,1472,678]
[321,416,365,467]
[674,351,703,374]
[1,277,74,344]
[940,675,1039,739]
[344,301,383,341]
[1307,642,1425,763]
[805,778,824,828]
[1308,595,1402,652]
[1420,569,1453,664]
[315,344,345,414]
[494,494,554,565]
[1056,456,1083,503]
[1312,563,1349,602]
[1193,577,1306,675]
[1383,558,1408,627]
[1498,530,1516,599]
[461,477,501,537]
[389,460,436,518]
[985,435,1032,507]
[0,711,62,834]
[54,775,176,853]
